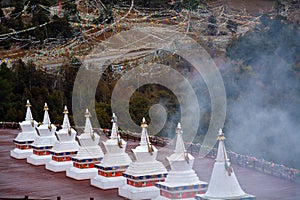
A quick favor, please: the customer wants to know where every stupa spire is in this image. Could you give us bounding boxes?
[46,105,79,172]
[66,108,103,180]
[174,122,186,153]
[91,113,132,189]
[119,118,167,199]
[110,113,118,139]
[216,128,228,162]
[27,102,57,165]
[10,99,38,159]
[196,128,256,200]
[42,103,51,125]
[156,122,208,199]
[84,109,93,134]
[140,117,154,154]
[140,117,150,146]
[62,105,71,129]
[25,100,33,121]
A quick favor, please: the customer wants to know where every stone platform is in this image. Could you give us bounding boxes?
[91,175,126,189]
[27,154,52,165]
[66,167,98,180]
[10,148,33,159]
[118,184,160,200]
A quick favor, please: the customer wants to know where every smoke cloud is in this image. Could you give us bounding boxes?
[223,16,300,168]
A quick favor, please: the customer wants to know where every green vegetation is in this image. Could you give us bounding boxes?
[0,59,79,124]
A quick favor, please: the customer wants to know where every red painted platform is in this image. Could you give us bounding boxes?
[1,129,299,200]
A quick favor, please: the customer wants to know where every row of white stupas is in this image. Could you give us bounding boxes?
[10,100,256,200]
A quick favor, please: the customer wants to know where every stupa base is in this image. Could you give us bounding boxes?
[10,148,32,159]
[195,194,256,200]
[155,181,208,200]
[118,184,160,200]
[91,175,126,189]
[66,167,97,180]
[154,196,196,200]
[27,154,51,165]
[46,160,73,172]
[154,189,206,200]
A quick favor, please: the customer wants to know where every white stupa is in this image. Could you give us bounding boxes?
[91,113,132,189]
[46,106,79,172]
[155,123,208,200]
[195,129,256,200]
[27,103,57,165]
[66,109,104,180]
[118,117,168,200]
[10,100,38,159]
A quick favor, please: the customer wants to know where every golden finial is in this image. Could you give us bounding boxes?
[44,102,49,111]
[85,109,91,118]
[176,122,182,135]
[218,128,225,141]
[26,100,31,107]
[63,105,69,114]
[141,117,148,128]
[112,113,117,123]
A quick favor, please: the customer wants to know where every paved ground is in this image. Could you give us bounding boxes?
[0,129,299,200]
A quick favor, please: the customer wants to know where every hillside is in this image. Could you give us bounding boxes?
[0,0,300,168]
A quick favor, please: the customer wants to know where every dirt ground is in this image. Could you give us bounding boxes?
[224,0,275,14]
[0,129,299,200]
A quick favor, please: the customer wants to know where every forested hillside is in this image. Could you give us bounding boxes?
[0,0,299,168]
